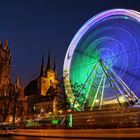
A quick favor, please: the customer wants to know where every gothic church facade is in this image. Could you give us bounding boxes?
[25,50,60,114]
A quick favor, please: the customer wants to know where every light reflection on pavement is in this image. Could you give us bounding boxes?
[0,136,106,140]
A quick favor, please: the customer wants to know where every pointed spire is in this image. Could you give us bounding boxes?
[15,76,20,89]
[54,59,56,72]
[40,50,45,77]
[46,48,52,71]
[54,59,57,76]
[3,40,8,51]
[0,40,3,48]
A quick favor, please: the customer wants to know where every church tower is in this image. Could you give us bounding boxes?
[37,51,48,96]
[38,49,59,96]
[45,49,57,85]
[0,40,11,91]
[25,49,60,113]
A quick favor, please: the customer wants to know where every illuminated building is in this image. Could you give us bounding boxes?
[0,40,27,123]
[0,40,11,90]
[25,50,61,114]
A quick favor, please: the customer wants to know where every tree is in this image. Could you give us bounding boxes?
[0,95,11,122]
[0,85,13,122]
[59,77,70,111]
[0,84,21,123]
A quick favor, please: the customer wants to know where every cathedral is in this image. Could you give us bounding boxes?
[0,40,27,123]
[0,40,66,123]
[24,50,61,114]
[0,40,11,90]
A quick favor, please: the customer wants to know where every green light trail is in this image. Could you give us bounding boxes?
[82,63,98,109]
[99,76,106,110]
[69,113,72,128]
[102,63,126,99]
[72,62,98,109]
[90,74,104,110]
[100,60,122,108]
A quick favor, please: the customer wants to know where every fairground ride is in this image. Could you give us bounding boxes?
[63,9,140,111]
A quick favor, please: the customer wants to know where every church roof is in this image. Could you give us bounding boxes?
[46,49,52,71]
[40,51,45,77]
[24,79,38,96]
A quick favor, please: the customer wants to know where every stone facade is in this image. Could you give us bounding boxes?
[0,40,27,123]
[25,50,61,114]
[0,40,11,94]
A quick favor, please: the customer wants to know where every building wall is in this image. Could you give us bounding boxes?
[25,50,62,114]
[0,41,27,122]
[38,77,48,96]
[38,69,59,96]
[0,41,11,91]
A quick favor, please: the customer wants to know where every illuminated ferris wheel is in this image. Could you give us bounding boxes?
[63,9,140,111]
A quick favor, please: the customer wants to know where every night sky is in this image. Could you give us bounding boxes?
[0,0,140,85]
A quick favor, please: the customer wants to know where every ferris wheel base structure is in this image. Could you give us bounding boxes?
[88,95,135,110]
[63,9,140,111]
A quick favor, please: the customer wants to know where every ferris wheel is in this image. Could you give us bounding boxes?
[63,9,140,111]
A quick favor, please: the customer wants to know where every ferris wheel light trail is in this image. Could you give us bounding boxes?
[63,9,140,111]
[114,66,140,80]
[71,62,95,71]
[111,68,138,100]
[75,49,99,61]
[82,63,99,103]
[104,47,140,61]
[102,62,135,105]
[99,76,106,110]
[91,74,104,110]
[81,66,97,109]
[72,63,98,109]
[119,78,138,100]
[100,60,123,108]
[103,63,138,106]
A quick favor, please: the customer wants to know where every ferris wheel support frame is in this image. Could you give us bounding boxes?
[99,60,123,108]
[72,63,98,109]
[101,60,138,107]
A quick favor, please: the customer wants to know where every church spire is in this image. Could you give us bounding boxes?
[54,59,58,79]
[3,40,8,51]
[0,40,3,49]
[15,76,20,91]
[46,48,51,71]
[40,51,45,77]
[54,59,57,75]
